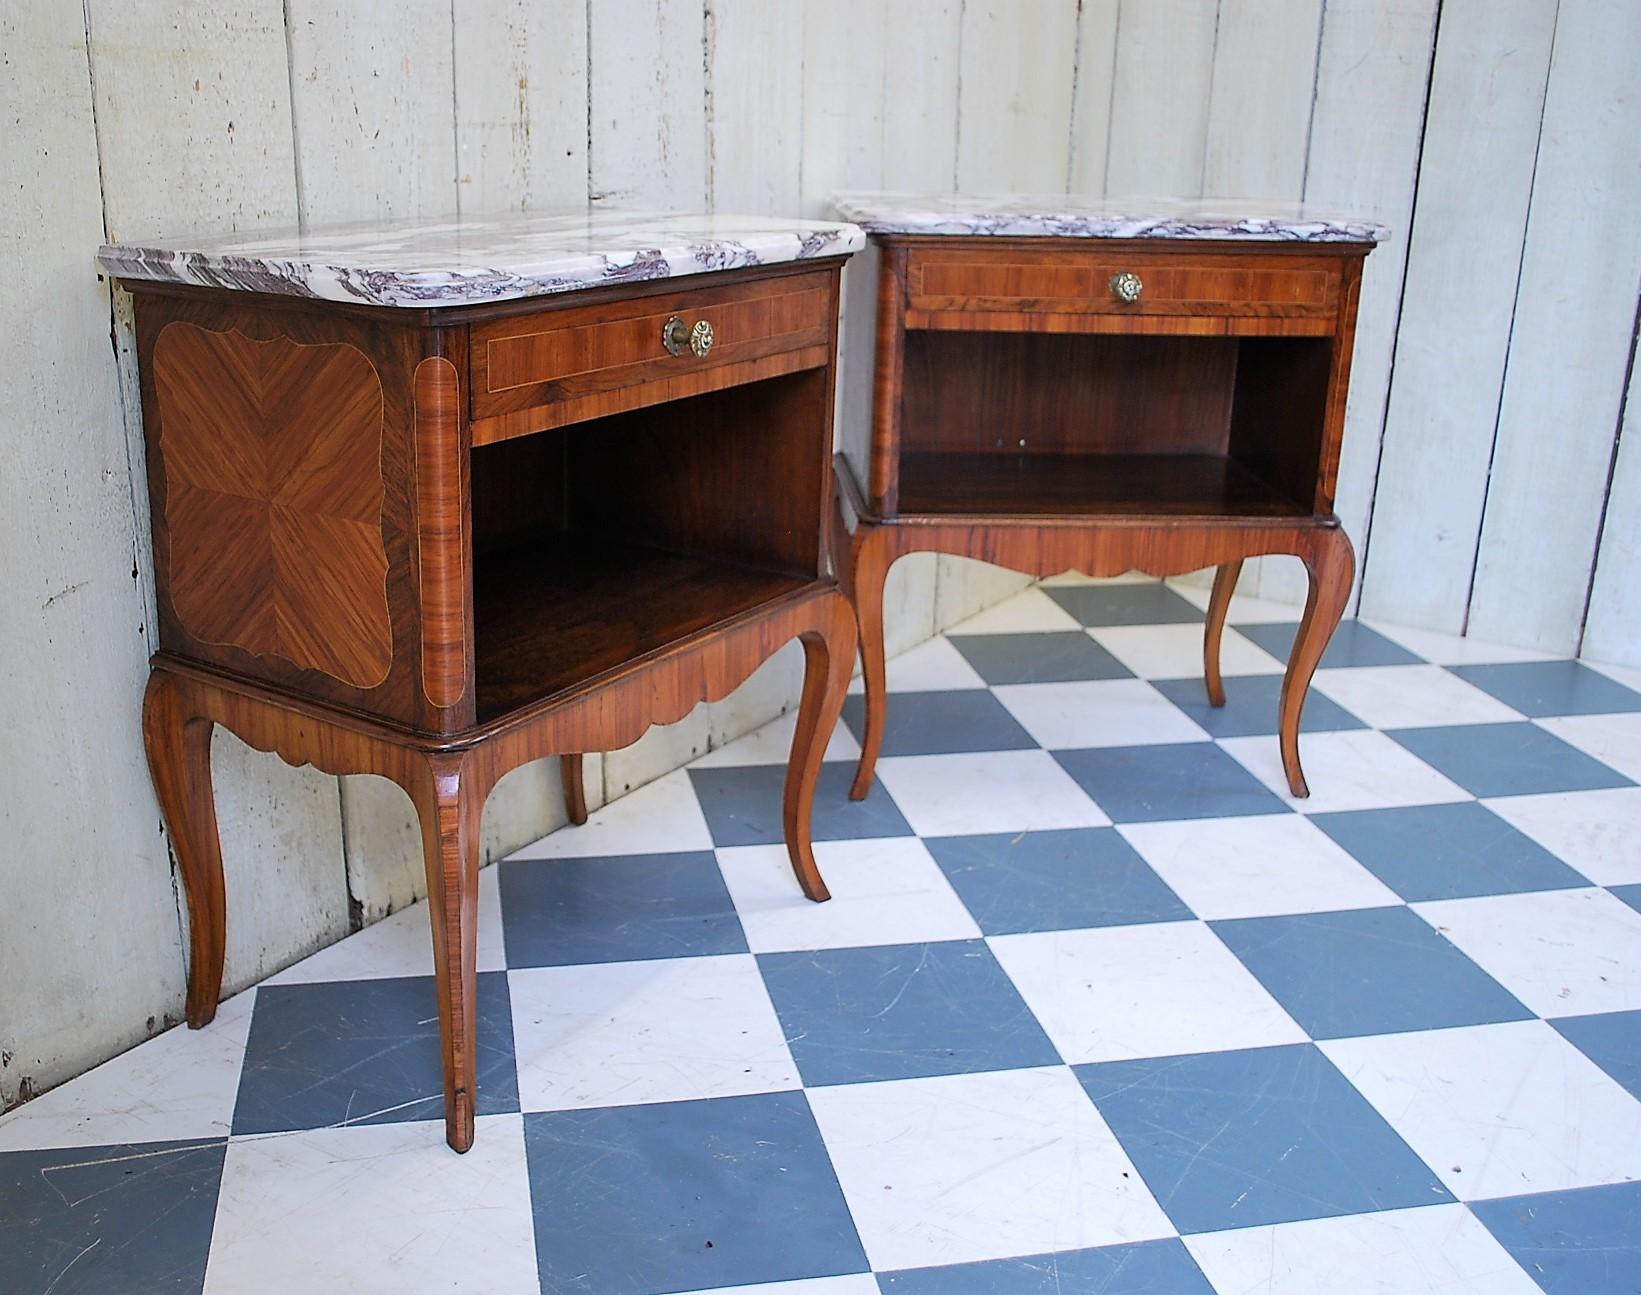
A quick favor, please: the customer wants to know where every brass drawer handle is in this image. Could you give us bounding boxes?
[1109,271,1144,304]
[663,315,715,358]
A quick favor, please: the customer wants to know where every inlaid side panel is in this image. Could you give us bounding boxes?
[413,355,469,709]
[152,322,393,690]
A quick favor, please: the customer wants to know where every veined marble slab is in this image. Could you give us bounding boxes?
[832,193,1389,243]
[97,210,865,308]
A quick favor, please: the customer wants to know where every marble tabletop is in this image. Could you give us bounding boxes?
[831,193,1389,243]
[97,210,866,308]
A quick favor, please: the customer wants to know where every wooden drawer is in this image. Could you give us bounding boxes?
[904,247,1341,331]
[470,270,835,442]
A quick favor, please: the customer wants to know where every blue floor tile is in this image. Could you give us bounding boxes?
[1448,660,1641,718]
[1152,674,1366,739]
[1077,1043,1451,1234]
[499,850,747,966]
[1235,619,1423,668]
[232,973,517,1134]
[877,1238,1215,1293]
[524,1091,867,1294]
[1387,722,1634,798]
[758,940,1061,1085]
[924,827,1193,934]
[1044,584,1206,627]
[947,631,1134,685]
[0,1139,224,1295]
[1310,802,1591,901]
[1612,883,1641,917]
[841,688,1038,757]
[1054,743,1291,822]
[1211,906,1530,1039]
[1550,1010,1641,1102]
[688,764,913,846]
[1472,1181,1641,1295]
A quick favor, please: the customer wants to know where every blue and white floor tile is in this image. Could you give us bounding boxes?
[4,579,1640,1294]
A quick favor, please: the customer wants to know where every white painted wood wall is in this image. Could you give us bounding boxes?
[3,0,1638,1108]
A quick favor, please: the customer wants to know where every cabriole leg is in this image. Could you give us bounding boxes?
[1279,529,1355,797]
[783,600,858,901]
[1204,560,1244,708]
[847,528,892,801]
[560,753,588,826]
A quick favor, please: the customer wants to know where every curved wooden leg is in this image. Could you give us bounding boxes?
[560,753,588,825]
[1279,528,1355,798]
[406,752,487,1152]
[143,670,227,1030]
[1204,560,1243,708]
[783,597,857,901]
[848,526,892,801]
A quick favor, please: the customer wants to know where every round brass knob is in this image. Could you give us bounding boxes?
[1109,271,1144,304]
[662,315,691,356]
[689,318,714,357]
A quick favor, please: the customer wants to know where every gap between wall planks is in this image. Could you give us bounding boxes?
[8,0,1641,1110]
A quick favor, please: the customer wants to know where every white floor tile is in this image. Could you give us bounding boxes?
[0,991,254,1151]
[691,706,862,768]
[1185,1203,1543,1294]
[508,954,797,1111]
[1089,623,1284,680]
[993,678,1211,750]
[1364,620,1555,665]
[1313,665,1524,729]
[505,768,713,860]
[806,1066,1172,1270]
[687,1279,881,1295]
[717,838,980,953]
[989,922,1306,1063]
[268,866,505,985]
[1118,814,1400,920]
[203,1115,538,1294]
[1536,712,1641,783]
[846,636,987,695]
[1482,787,1641,885]
[1220,730,1471,814]
[946,587,1084,634]
[1322,1020,1641,1200]
[875,751,1111,837]
[1415,888,1641,1017]
[1169,581,1306,624]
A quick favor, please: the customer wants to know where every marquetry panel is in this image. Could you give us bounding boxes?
[152,322,393,689]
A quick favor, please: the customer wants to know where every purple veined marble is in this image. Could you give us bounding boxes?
[97,210,867,307]
[831,192,1390,243]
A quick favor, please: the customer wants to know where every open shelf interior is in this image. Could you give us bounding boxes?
[471,370,828,721]
[897,330,1331,518]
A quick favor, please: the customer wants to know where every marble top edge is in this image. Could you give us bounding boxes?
[830,192,1390,243]
[97,209,866,307]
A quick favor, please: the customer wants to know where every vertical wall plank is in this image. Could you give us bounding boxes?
[881,0,965,191]
[86,0,352,1002]
[1068,0,1121,195]
[1466,0,1641,652]
[1201,0,1321,199]
[453,0,589,213]
[707,0,803,213]
[587,0,708,209]
[285,0,459,225]
[955,0,1080,191]
[1357,0,1557,632]
[1104,0,1219,195]
[0,0,187,1107]
[1583,322,1641,666]
[1268,0,1437,610]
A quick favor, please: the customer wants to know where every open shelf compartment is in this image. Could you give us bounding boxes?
[895,330,1332,519]
[471,370,830,721]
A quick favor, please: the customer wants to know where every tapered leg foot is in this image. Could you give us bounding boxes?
[1279,529,1355,798]
[783,599,857,901]
[408,754,487,1152]
[143,670,227,1029]
[847,528,891,801]
[1204,560,1243,708]
[560,753,588,826]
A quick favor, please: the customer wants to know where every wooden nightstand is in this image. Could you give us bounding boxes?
[830,194,1387,801]
[100,212,863,1151]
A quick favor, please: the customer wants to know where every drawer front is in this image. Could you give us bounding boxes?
[906,248,1340,323]
[470,271,834,438]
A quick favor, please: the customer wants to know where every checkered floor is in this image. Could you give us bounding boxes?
[5,577,1641,1295]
